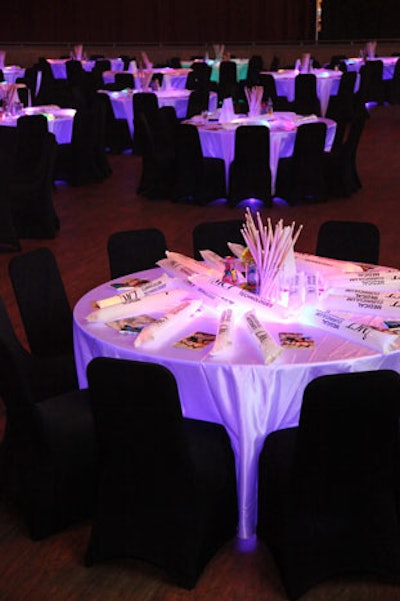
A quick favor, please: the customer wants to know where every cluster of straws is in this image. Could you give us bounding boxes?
[241,209,303,299]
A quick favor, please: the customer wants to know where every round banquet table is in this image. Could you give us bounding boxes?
[0,105,75,144]
[260,68,345,117]
[73,265,400,540]
[181,58,249,82]
[47,57,124,79]
[344,56,398,80]
[2,65,25,84]
[102,67,191,90]
[191,112,336,194]
[101,88,218,137]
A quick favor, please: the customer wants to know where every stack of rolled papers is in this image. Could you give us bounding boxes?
[134,299,202,348]
[219,97,235,123]
[365,41,376,59]
[2,84,18,109]
[245,311,283,364]
[245,86,263,117]
[129,60,138,74]
[0,51,5,69]
[303,307,400,354]
[86,289,188,323]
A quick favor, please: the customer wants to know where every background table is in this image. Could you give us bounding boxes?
[344,56,398,79]
[2,65,25,84]
[102,88,218,137]
[73,265,400,540]
[47,58,124,79]
[261,68,345,117]
[182,58,249,82]
[192,112,336,193]
[103,67,191,91]
[0,105,76,144]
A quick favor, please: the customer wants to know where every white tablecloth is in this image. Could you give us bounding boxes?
[101,89,218,137]
[345,56,398,80]
[103,67,191,91]
[261,68,345,117]
[0,105,75,144]
[193,112,336,193]
[73,264,400,540]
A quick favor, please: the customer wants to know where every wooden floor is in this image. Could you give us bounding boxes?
[1,104,400,600]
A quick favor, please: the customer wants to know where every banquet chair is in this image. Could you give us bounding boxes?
[357,59,385,105]
[10,116,59,239]
[96,92,132,154]
[185,89,209,119]
[293,74,321,116]
[169,56,182,68]
[257,369,400,601]
[275,122,327,205]
[192,219,244,261]
[324,105,369,197]
[136,112,176,199]
[325,71,357,126]
[217,60,238,104]
[84,357,238,589]
[258,73,291,111]
[384,58,400,104]
[54,99,111,186]
[107,227,167,279]
[228,125,272,207]
[172,123,226,205]
[244,55,264,87]
[132,92,159,154]
[114,72,135,90]
[8,247,77,361]
[0,126,20,251]
[0,323,96,541]
[316,220,380,265]
[186,61,212,92]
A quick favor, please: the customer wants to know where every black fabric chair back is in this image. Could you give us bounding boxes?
[316,220,380,264]
[218,60,238,101]
[132,92,159,154]
[275,121,327,204]
[257,369,400,601]
[245,55,264,87]
[85,356,238,589]
[326,71,357,124]
[9,247,75,357]
[192,219,244,261]
[228,125,272,206]
[114,72,135,89]
[0,324,96,541]
[358,59,385,104]
[294,74,321,116]
[107,227,167,279]
[186,61,211,91]
[186,89,209,119]
[172,123,226,204]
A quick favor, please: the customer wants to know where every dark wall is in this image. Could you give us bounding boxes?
[0,0,316,44]
[321,0,400,40]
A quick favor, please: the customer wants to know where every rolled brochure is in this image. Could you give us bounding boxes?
[95,274,170,309]
[245,311,283,364]
[319,289,400,319]
[134,299,203,348]
[86,289,189,323]
[302,307,400,353]
[209,308,235,356]
[295,252,363,276]
[324,270,400,293]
